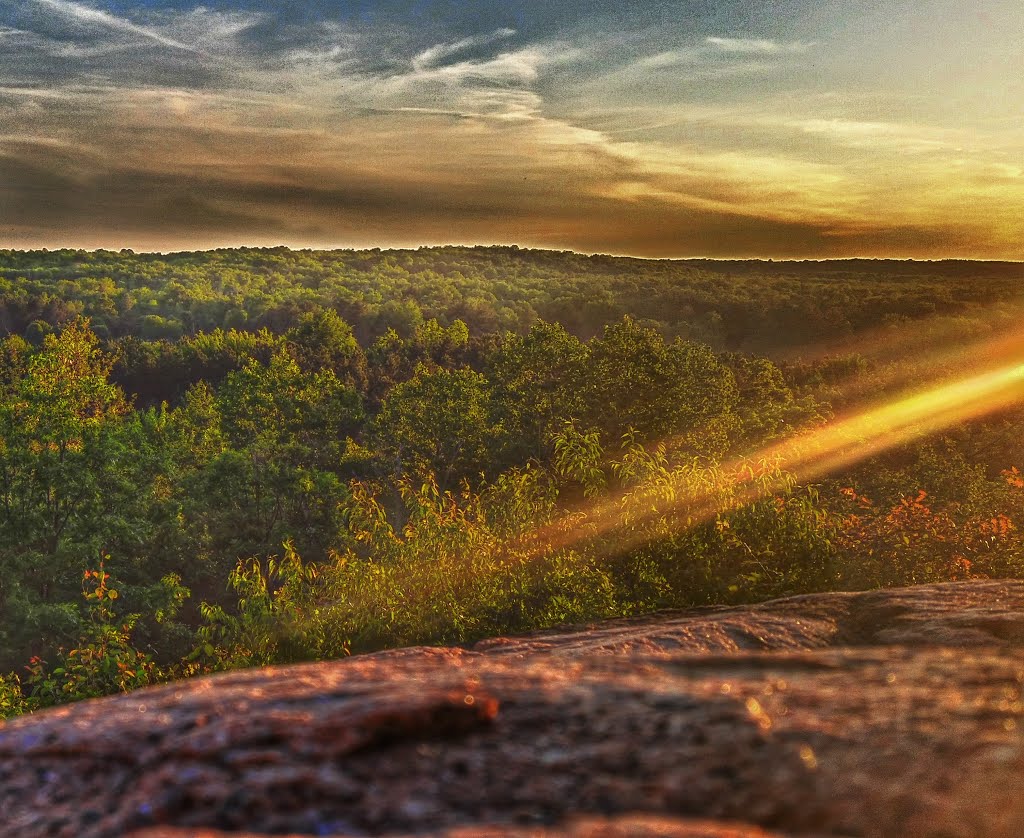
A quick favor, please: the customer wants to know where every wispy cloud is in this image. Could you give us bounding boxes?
[367,41,571,123]
[705,36,811,54]
[28,0,194,51]
[408,46,549,86]
[412,27,517,70]
[620,34,811,78]
[792,118,964,154]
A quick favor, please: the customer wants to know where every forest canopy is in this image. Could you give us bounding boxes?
[2,247,1023,718]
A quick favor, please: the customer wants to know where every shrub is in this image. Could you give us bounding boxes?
[25,564,170,707]
[0,672,34,719]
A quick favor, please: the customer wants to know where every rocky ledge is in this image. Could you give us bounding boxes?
[4,580,1024,838]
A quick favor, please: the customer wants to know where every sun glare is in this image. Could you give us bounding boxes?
[537,318,1024,556]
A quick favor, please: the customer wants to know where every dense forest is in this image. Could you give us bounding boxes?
[3,246,1024,354]
[2,247,1023,718]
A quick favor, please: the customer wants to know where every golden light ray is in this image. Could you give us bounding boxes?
[529,322,1024,559]
[763,359,1024,483]
[778,294,1024,407]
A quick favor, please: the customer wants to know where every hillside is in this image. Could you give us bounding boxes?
[5,580,1024,837]
[2,247,1024,722]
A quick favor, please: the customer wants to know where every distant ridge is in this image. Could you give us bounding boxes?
[2,243,1023,272]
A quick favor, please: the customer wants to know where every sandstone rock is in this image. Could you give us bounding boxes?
[3,580,1024,838]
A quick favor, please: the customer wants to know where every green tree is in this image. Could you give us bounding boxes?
[488,321,588,467]
[286,308,368,391]
[217,350,364,470]
[723,354,827,447]
[172,351,363,588]
[0,321,135,666]
[373,364,501,488]
[581,317,740,458]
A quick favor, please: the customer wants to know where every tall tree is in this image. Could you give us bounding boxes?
[580,317,740,458]
[487,321,588,468]
[0,321,135,666]
[374,364,501,488]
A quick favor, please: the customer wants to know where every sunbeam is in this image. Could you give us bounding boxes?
[530,320,1024,558]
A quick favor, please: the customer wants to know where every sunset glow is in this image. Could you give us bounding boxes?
[1,0,1022,257]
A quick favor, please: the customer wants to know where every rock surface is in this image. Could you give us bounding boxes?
[4,580,1024,838]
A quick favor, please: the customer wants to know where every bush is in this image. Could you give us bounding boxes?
[0,673,34,719]
[23,565,184,709]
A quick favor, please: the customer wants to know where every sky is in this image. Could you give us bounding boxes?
[0,0,1022,258]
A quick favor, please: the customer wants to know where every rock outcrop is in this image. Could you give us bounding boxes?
[4,580,1024,838]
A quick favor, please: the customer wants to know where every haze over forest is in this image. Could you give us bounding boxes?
[1,0,1023,259]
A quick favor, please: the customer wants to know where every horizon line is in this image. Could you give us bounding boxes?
[1,243,1022,266]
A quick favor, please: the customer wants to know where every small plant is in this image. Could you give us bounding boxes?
[25,560,166,707]
[0,672,35,719]
[194,540,338,669]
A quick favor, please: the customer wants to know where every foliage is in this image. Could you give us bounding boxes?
[2,247,1020,363]
[23,564,181,707]
[552,421,607,498]
[194,541,342,669]
[580,317,740,456]
[0,673,34,719]
[321,469,616,652]
[0,251,1022,719]
[0,321,140,668]
[373,364,501,488]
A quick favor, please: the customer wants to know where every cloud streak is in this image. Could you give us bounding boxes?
[28,0,194,51]
[412,27,517,70]
[705,36,810,54]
